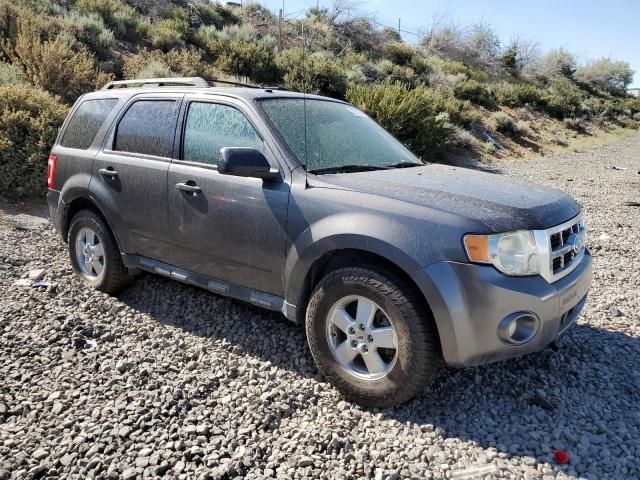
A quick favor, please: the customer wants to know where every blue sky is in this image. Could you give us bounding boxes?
[258,0,639,88]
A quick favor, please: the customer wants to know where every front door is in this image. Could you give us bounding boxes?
[166,99,290,296]
[92,94,182,261]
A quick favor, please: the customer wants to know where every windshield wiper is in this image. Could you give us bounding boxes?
[384,160,424,169]
[309,164,391,175]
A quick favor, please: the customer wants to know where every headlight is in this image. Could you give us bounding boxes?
[463,231,540,276]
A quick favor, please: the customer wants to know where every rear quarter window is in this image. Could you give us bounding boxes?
[113,100,180,158]
[60,99,118,149]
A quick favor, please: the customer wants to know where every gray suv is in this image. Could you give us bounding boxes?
[47,77,592,407]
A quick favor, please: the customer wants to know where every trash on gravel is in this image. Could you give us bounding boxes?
[599,233,611,241]
[482,132,504,150]
[609,307,623,317]
[529,391,555,411]
[13,278,33,287]
[610,166,627,170]
[623,201,640,207]
[3,213,49,231]
[554,450,570,465]
[27,269,46,281]
[451,463,497,478]
[31,281,51,289]
[85,339,98,349]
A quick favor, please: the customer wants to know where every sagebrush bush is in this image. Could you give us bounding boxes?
[277,49,347,98]
[563,117,585,132]
[574,57,634,95]
[454,79,497,109]
[0,61,24,84]
[0,84,68,199]
[63,11,114,58]
[215,36,277,83]
[346,82,454,159]
[427,86,481,127]
[4,18,111,103]
[382,42,415,66]
[123,49,217,79]
[491,111,518,134]
[76,0,138,41]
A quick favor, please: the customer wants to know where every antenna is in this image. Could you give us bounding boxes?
[302,12,309,188]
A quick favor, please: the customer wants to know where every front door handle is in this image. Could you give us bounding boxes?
[98,168,118,178]
[175,182,202,195]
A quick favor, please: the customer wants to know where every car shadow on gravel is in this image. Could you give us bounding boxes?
[118,275,638,479]
[118,273,319,379]
[382,324,640,479]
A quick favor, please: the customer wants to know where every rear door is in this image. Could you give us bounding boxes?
[91,93,182,260]
[166,95,290,295]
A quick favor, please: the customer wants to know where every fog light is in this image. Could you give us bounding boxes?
[498,312,540,345]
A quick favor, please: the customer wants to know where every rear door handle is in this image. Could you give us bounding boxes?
[98,168,118,178]
[175,182,202,194]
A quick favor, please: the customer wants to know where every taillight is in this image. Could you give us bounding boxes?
[47,154,57,189]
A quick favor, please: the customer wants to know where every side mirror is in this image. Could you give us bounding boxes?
[218,147,280,181]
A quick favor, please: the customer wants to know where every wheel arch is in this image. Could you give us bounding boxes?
[61,196,122,253]
[288,247,442,349]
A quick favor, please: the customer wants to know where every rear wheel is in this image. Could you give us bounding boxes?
[305,266,442,407]
[68,210,130,294]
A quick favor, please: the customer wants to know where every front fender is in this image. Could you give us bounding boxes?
[284,212,426,309]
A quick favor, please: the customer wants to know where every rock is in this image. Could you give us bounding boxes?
[51,402,64,415]
[609,307,623,317]
[28,269,46,281]
[32,449,48,461]
[122,467,138,480]
[118,426,132,438]
[14,278,33,287]
[154,463,171,475]
[297,457,314,468]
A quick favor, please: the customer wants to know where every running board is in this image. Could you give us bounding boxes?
[122,254,295,320]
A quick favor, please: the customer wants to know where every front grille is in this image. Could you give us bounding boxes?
[546,216,585,280]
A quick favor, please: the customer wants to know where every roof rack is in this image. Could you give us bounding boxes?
[102,77,209,90]
[101,76,284,91]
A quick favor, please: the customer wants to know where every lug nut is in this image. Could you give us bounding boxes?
[367,335,373,342]
[359,324,366,331]
[351,340,358,348]
[362,345,368,352]
[348,327,355,335]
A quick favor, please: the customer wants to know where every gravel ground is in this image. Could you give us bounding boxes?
[1,134,639,480]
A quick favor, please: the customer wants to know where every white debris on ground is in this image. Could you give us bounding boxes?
[1,135,639,479]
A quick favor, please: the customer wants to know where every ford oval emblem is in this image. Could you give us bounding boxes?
[570,233,584,254]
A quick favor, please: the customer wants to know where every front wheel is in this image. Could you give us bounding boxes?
[305,266,442,407]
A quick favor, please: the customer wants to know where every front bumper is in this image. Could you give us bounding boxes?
[414,250,592,367]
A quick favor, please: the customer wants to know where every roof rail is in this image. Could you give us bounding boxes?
[102,77,209,90]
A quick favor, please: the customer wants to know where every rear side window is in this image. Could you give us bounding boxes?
[114,100,179,158]
[60,99,118,149]
[182,102,263,166]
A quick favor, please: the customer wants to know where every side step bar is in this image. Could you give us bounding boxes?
[122,254,297,322]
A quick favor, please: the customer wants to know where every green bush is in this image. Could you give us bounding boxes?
[0,84,68,199]
[148,18,188,51]
[428,86,481,127]
[277,48,347,98]
[454,79,496,109]
[215,36,277,84]
[381,41,415,66]
[122,49,218,80]
[63,11,114,58]
[346,82,454,159]
[574,57,634,95]
[492,81,546,107]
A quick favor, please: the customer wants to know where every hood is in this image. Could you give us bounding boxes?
[314,164,581,232]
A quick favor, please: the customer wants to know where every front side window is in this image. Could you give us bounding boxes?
[61,99,118,149]
[183,102,263,166]
[259,98,422,173]
[114,100,179,158]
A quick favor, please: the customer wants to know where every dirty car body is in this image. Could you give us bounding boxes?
[47,78,592,405]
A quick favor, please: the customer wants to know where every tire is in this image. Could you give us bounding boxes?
[306,266,442,408]
[68,209,130,294]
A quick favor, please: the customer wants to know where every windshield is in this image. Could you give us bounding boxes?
[258,98,423,173]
